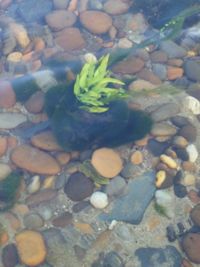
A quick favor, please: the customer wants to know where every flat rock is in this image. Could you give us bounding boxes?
[0,113,27,129]
[52,212,73,227]
[23,213,44,229]
[0,81,16,108]
[105,176,127,197]
[160,40,187,58]
[179,125,197,142]
[171,116,190,127]
[151,122,177,136]
[53,0,69,9]
[31,131,62,151]
[150,103,180,122]
[11,145,61,174]
[91,148,123,178]
[181,233,200,264]
[100,171,156,224]
[80,11,112,34]
[26,189,57,208]
[112,57,145,74]
[46,10,77,31]
[55,27,85,51]
[150,51,168,63]
[24,91,45,114]
[103,0,129,15]
[128,79,157,91]
[137,68,162,85]
[148,139,171,156]
[135,246,182,267]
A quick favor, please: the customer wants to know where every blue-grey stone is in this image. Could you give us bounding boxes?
[18,0,53,23]
[105,176,127,197]
[160,40,187,58]
[135,246,182,267]
[99,171,156,224]
[121,162,141,179]
[152,63,167,80]
[184,60,200,82]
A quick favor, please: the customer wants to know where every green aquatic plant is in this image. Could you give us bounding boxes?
[79,160,109,186]
[154,202,170,219]
[74,54,128,113]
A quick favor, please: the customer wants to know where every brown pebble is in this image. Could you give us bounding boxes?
[188,190,200,204]
[24,91,44,114]
[7,136,18,149]
[0,81,16,108]
[52,212,73,227]
[167,66,183,80]
[0,136,8,157]
[182,161,197,172]
[181,258,194,267]
[56,152,71,165]
[5,212,21,230]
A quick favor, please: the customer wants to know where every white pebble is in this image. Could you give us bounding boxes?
[155,189,174,218]
[84,53,97,64]
[186,144,198,163]
[90,191,108,209]
[184,95,200,115]
[108,220,118,230]
[27,175,40,194]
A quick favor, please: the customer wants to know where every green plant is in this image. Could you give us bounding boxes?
[74,54,128,113]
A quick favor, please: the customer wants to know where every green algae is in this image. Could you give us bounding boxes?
[0,172,22,212]
[154,202,170,219]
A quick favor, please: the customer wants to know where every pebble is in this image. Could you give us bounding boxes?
[182,174,196,186]
[90,191,109,209]
[171,116,190,128]
[45,10,77,31]
[181,258,194,267]
[2,243,19,267]
[0,163,11,181]
[0,136,8,157]
[172,136,188,148]
[0,113,27,129]
[155,170,166,188]
[105,176,127,197]
[151,123,177,136]
[103,0,129,15]
[9,23,30,48]
[23,213,44,229]
[24,91,45,114]
[190,204,200,226]
[152,63,167,80]
[150,103,180,122]
[31,131,62,151]
[11,145,61,175]
[118,38,133,48]
[137,68,162,85]
[15,230,47,266]
[7,52,22,63]
[184,60,200,82]
[26,189,57,208]
[64,172,94,201]
[181,233,200,264]
[186,144,198,163]
[179,125,197,142]
[174,148,189,161]
[112,57,145,74]
[150,51,168,63]
[27,175,41,194]
[102,251,124,267]
[56,152,71,165]
[148,139,170,156]
[182,161,196,172]
[80,11,112,34]
[72,201,90,213]
[160,40,187,58]
[0,81,16,108]
[155,189,174,218]
[160,154,177,169]
[55,27,86,51]
[91,148,123,178]
[174,183,187,198]
[167,66,183,80]
[130,150,143,165]
[52,212,73,227]
[129,79,157,91]
[183,96,200,114]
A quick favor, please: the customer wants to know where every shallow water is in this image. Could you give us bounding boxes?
[0,0,200,267]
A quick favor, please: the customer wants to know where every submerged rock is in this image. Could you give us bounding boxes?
[100,171,156,224]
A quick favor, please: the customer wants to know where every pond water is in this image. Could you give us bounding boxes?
[0,0,200,266]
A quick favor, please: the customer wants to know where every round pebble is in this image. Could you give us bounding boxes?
[90,191,109,209]
[23,213,44,229]
[190,204,200,226]
[174,183,187,198]
[160,154,177,169]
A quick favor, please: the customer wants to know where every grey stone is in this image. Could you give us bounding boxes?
[150,103,180,122]
[151,122,177,136]
[148,139,171,156]
[2,244,19,267]
[23,213,44,229]
[152,64,167,80]
[160,40,187,58]
[121,162,142,179]
[0,113,27,129]
[105,176,127,197]
[100,171,156,224]
[135,246,182,267]
[184,60,200,82]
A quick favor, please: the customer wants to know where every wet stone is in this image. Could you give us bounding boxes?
[23,213,44,229]
[184,60,200,82]
[190,204,200,227]
[64,172,94,201]
[2,243,19,267]
[112,57,145,75]
[135,246,182,267]
[0,113,27,129]
[103,0,130,15]
[72,201,90,213]
[26,189,57,208]
[105,176,127,197]
[150,103,180,122]
[171,116,190,128]
[174,148,189,161]
[151,122,177,136]
[181,233,200,264]
[100,171,156,224]
[148,139,171,156]
[121,162,141,178]
[52,212,73,227]
[103,251,124,267]
[179,125,197,142]
[160,40,187,58]
[174,184,187,198]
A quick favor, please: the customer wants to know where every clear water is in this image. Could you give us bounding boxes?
[0,0,200,266]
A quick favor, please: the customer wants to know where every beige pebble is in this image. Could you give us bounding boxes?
[27,176,41,194]
[0,163,11,180]
[55,152,71,165]
[42,176,56,189]
[7,52,23,62]
[130,150,143,165]
[182,174,196,186]
[173,136,188,148]
[182,161,197,172]
[155,170,166,188]
[160,154,177,169]
[9,23,30,48]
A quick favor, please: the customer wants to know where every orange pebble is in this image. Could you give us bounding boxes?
[31,60,42,72]
[34,38,45,52]
[56,152,71,165]
[7,136,18,149]
[68,0,78,11]
[0,231,9,245]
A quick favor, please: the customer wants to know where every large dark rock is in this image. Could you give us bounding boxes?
[181,233,200,264]
[2,244,19,267]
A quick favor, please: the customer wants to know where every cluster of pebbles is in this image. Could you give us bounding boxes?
[0,0,200,266]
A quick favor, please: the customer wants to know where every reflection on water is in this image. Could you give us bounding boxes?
[0,0,200,266]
